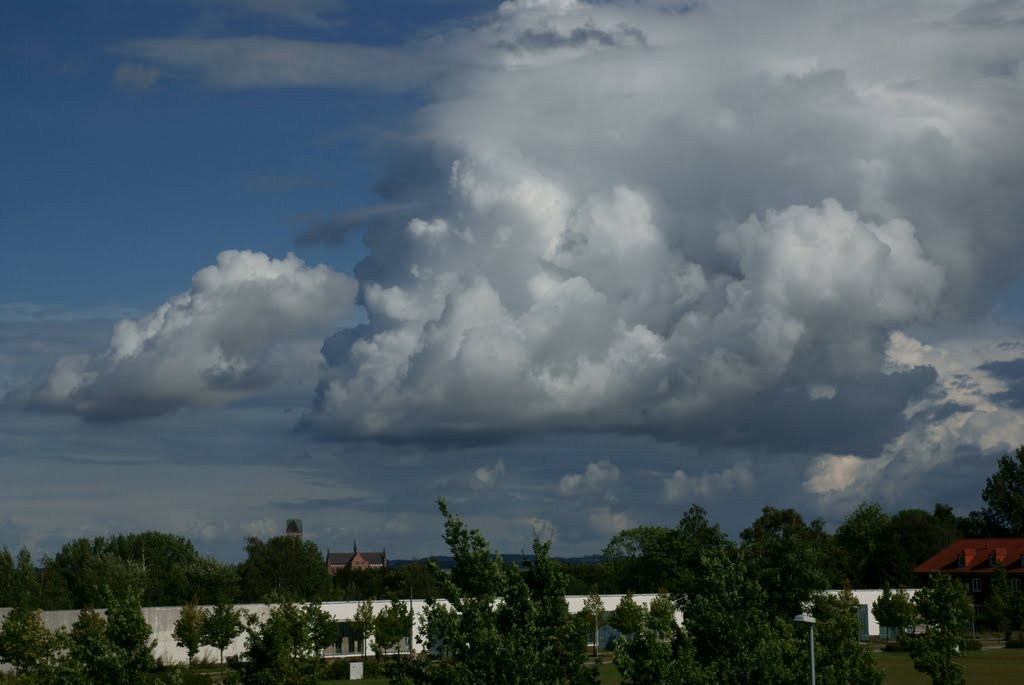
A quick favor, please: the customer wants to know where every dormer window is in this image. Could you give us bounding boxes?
[1020,554,1024,568]
[990,552,998,567]
[957,553,966,568]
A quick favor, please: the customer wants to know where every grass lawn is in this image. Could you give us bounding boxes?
[320,649,1024,684]
[876,649,1024,684]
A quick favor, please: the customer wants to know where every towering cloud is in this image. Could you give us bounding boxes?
[302,0,1024,457]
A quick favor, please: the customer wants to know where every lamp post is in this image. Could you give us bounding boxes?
[793,613,816,685]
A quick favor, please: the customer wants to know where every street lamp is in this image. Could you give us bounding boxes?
[793,613,816,685]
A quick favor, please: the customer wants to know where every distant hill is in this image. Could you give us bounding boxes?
[389,553,602,570]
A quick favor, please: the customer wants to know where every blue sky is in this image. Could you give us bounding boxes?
[2,0,1024,563]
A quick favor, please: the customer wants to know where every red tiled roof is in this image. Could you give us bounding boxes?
[914,538,1024,575]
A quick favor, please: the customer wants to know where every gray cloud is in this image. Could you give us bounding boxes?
[288,0,1024,505]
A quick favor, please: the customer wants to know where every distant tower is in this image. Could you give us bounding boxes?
[286,519,303,540]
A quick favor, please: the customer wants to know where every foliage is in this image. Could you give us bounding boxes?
[201,599,244,680]
[66,607,112,684]
[104,587,157,685]
[580,585,606,657]
[0,604,54,676]
[740,506,837,617]
[984,565,1014,638]
[241,597,336,685]
[809,586,884,685]
[387,498,596,685]
[609,591,646,637]
[646,590,676,639]
[873,584,917,643]
[602,505,729,596]
[981,445,1024,535]
[909,573,973,685]
[238,536,330,603]
[374,597,412,655]
[0,548,15,608]
[835,503,890,588]
[671,548,798,684]
[350,598,375,659]
[613,626,681,685]
[172,597,207,667]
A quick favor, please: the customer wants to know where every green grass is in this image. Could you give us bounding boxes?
[876,649,1024,684]
[320,649,1024,684]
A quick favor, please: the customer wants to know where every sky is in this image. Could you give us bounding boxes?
[2,0,1024,563]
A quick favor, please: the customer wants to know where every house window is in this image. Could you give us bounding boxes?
[957,553,966,568]
[1012,578,1022,592]
[971,578,982,593]
[990,553,998,567]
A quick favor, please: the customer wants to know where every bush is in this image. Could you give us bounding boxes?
[325,658,350,679]
[1006,639,1024,649]
[964,639,983,651]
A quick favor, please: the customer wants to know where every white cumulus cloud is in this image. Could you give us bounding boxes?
[30,251,356,420]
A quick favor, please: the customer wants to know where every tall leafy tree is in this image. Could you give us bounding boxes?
[374,597,413,656]
[173,597,208,667]
[984,565,1014,639]
[350,597,376,659]
[14,548,40,608]
[0,604,54,677]
[872,584,917,643]
[0,547,15,607]
[609,591,646,637]
[238,536,330,602]
[646,591,676,639]
[671,548,798,684]
[201,599,244,680]
[603,505,730,596]
[388,499,596,685]
[580,585,606,657]
[104,587,157,685]
[909,573,973,685]
[740,506,833,617]
[981,445,1024,534]
[67,607,112,685]
[242,597,336,685]
[809,587,884,685]
[834,502,890,587]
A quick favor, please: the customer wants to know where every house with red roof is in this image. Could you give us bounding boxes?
[914,538,1024,604]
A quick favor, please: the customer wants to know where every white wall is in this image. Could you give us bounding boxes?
[2,593,677,667]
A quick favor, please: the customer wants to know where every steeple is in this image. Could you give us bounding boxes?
[353,539,358,554]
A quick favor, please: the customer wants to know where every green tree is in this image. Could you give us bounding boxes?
[0,604,54,676]
[810,586,884,685]
[350,597,375,659]
[580,585,606,658]
[238,536,330,603]
[609,591,646,637]
[984,565,1013,639]
[387,499,596,685]
[173,597,208,667]
[201,599,244,680]
[909,573,973,685]
[374,597,413,656]
[14,548,40,609]
[104,587,156,685]
[872,584,917,643]
[739,506,834,618]
[602,505,730,596]
[66,607,112,685]
[0,547,15,607]
[671,548,798,684]
[241,598,335,685]
[613,626,680,685]
[981,445,1024,534]
[646,590,676,639]
[835,502,891,587]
